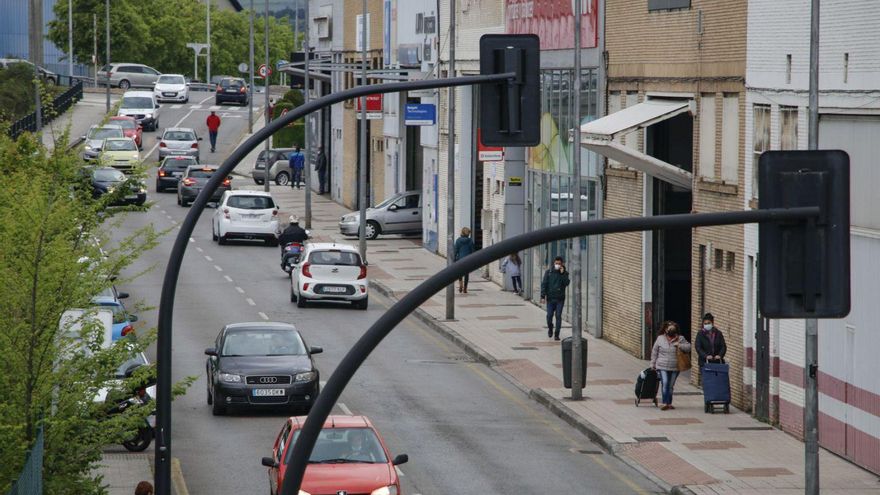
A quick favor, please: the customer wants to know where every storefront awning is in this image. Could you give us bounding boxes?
[580,99,694,189]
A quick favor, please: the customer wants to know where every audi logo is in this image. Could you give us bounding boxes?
[258,377,278,384]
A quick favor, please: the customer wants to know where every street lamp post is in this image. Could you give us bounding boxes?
[569,0,585,401]
[444,0,456,320]
[304,1,313,229]
[68,0,73,82]
[105,0,110,112]
[264,0,270,193]
[206,0,211,85]
[358,0,367,263]
[248,0,255,133]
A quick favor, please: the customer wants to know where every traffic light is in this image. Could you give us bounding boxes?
[478,34,540,147]
[758,150,850,318]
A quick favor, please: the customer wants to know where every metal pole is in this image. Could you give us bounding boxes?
[570,0,584,400]
[358,0,367,263]
[68,0,73,82]
[248,0,254,133]
[264,0,271,193]
[206,0,211,86]
[304,1,312,229]
[194,50,198,82]
[105,0,110,112]
[93,14,97,88]
[805,0,820,493]
[34,58,42,133]
[445,0,456,320]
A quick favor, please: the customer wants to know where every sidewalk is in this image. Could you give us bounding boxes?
[41,92,118,151]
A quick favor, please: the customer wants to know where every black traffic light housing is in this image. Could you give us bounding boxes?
[758,150,850,318]
[479,34,540,147]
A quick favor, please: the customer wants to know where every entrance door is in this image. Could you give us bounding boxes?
[752,256,771,421]
[405,109,423,191]
[355,119,372,209]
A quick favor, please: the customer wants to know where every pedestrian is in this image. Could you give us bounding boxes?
[695,312,727,367]
[651,320,692,410]
[315,145,328,194]
[206,111,221,153]
[540,256,570,340]
[290,146,305,189]
[501,252,523,294]
[453,227,476,293]
[134,481,154,495]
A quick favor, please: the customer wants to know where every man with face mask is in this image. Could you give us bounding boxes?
[540,256,570,340]
[695,312,727,367]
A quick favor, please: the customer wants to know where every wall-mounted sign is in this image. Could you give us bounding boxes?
[508,176,523,186]
[356,94,383,119]
[404,104,436,126]
[506,0,599,50]
[477,128,504,161]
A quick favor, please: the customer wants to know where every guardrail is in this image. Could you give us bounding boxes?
[8,80,84,140]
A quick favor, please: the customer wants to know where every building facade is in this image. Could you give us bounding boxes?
[0,0,91,77]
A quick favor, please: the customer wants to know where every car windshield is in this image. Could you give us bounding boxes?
[164,131,195,141]
[90,128,123,139]
[226,195,275,210]
[158,75,185,84]
[96,302,128,324]
[188,169,214,178]
[114,352,147,378]
[111,119,136,129]
[308,250,362,266]
[221,329,306,356]
[93,169,125,182]
[375,195,404,209]
[163,158,197,169]
[291,428,388,464]
[121,96,153,108]
[105,140,136,151]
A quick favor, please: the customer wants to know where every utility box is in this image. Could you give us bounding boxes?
[561,337,587,389]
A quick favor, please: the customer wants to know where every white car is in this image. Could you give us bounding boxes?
[118,90,160,131]
[211,190,279,245]
[153,74,189,103]
[290,243,368,309]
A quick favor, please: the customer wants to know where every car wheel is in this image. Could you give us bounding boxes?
[119,79,130,90]
[185,97,189,103]
[366,220,380,240]
[218,235,227,245]
[275,171,290,186]
[46,77,57,86]
[135,198,146,206]
[211,386,226,416]
[176,195,182,206]
[206,384,213,405]
[212,225,218,241]
[355,297,368,310]
[290,288,297,302]
[254,179,264,185]
[156,182,164,193]
[296,295,307,308]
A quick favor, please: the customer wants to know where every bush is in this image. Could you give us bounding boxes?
[0,64,38,123]
[271,100,303,149]
[281,89,304,106]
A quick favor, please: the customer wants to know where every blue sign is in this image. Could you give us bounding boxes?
[404,104,436,126]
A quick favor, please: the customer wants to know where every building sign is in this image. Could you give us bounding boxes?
[505,0,599,50]
[508,176,523,186]
[356,94,383,119]
[383,1,391,67]
[404,104,436,126]
[478,128,504,162]
[356,13,371,51]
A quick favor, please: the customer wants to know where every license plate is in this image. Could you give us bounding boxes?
[171,172,182,177]
[323,286,347,293]
[163,92,175,96]
[226,89,239,93]
[170,151,186,155]
[253,388,285,397]
[243,214,260,220]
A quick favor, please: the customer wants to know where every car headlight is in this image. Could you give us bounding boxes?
[85,144,93,151]
[144,113,153,119]
[371,486,398,495]
[219,372,242,383]
[294,371,317,382]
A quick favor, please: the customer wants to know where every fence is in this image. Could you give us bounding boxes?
[5,425,44,495]
[8,80,84,140]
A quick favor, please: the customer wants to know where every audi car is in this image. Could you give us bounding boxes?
[204,322,322,416]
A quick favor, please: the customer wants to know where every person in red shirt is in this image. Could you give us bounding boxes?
[206,111,221,152]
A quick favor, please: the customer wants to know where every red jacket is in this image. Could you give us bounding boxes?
[206,114,221,132]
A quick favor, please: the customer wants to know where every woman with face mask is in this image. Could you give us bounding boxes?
[650,321,691,410]
[695,312,727,367]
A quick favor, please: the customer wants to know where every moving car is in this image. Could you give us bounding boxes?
[99,137,140,172]
[89,167,147,206]
[118,91,160,131]
[251,148,295,185]
[212,190,279,245]
[153,73,188,103]
[98,63,162,90]
[204,322,322,416]
[81,125,124,161]
[339,191,422,240]
[290,243,368,309]
[177,165,231,206]
[158,127,201,161]
[215,77,249,106]
[262,415,408,495]
[155,156,198,192]
[108,116,143,149]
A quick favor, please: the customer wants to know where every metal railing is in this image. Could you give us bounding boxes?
[5,425,44,495]
[8,80,83,140]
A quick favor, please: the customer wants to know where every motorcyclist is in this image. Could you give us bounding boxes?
[278,215,309,260]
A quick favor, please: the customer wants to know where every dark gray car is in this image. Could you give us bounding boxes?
[177,165,231,207]
[158,127,201,161]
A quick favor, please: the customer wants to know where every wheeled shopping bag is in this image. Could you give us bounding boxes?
[635,367,660,407]
[702,361,731,413]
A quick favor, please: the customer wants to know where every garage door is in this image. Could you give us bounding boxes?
[819,114,880,230]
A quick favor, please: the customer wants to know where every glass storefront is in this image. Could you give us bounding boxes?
[524,68,601,334]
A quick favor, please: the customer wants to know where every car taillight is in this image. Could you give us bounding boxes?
[159,142,166,148]
[136,387,146,398]
[216,85,222,93]
[222,178,231,187]
[158,170,166,177]
[240,86,246,93]
[358,265,367,280]
[121,325,134,337]
[223,208,230,219]
[191,142,198,149]
[182,178,195,186]
[302,263,312,278]
[360,286,367,293]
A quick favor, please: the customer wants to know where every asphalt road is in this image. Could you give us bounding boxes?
[104,95,661,494]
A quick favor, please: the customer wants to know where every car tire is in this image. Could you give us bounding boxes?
[218,235,227,245]
[206,384,213,405]
[212,225,218,241]
[211,386,226,416]
[185,97,189,103]
[297,295,307,308]
[156,182,164,193]
[254,179,264,185]
[355,297,368,310]
[275,171,290,186]
[135,197,146,206]
[119,79,130,90]
[366,220,380,240]
[177,195,182,206]
[290,288,297,303]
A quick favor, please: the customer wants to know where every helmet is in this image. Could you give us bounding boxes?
[289,215,299,224]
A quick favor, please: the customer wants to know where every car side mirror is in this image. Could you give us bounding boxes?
[128,314,138,322]
[392,454,409,466]
[123,363,143,378]
[261,457,279,468]
[204,348,217,356]
[155,104,160,109]
[388,204,398,211]
[80,135,86,140]
[198,137,203,141]
[117,291,129,299]
[309,346,323,355]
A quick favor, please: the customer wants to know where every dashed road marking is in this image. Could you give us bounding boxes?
[338,403,353,415]
[213,265,223,271]
[395,466,405,477]
[204,255,213,262]
[209,105,221,110]
[189,237,195,243]
[246,297,256,306]
[166,215,173,220]
[223,275,233,282]
[171,104,183,109]
[160,210,167,214]
[195,247,203,253]
[235,286,245,294]
[257,312,269,320]
[190,104,202,109]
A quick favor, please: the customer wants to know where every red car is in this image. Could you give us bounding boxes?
[263,415,408,495]
[108,116,143,150]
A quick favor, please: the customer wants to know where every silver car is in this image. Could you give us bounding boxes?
[81,124,124,161]
[98,63,162,90]
[251,148,295,185]
[338,191,422,240]
[158,127,202,161]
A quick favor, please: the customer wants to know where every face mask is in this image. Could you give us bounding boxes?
[703,324,713,331]
[554,264,561,270]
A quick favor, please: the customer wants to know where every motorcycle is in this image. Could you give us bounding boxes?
[105,364,156,452]
[281,242,304,273]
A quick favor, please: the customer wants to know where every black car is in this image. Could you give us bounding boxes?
[90,167,147,206]
[204,322,322,416]
[176,165,231,206]
[215,77,249,106]
[156,156,198,192]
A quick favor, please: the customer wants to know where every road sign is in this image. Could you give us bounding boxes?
[404,104,435,126]
[258,64,272,79]
[276,59,288,69]
[479,34,541,146]
[238,62,248,73]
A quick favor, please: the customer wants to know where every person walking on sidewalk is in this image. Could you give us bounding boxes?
[651,321,692,410]
[206,111,221,153]
[501,252,523,294]
[315,145,328,194]
[290,146,305,189]
[540,256,570,340]
[695,312,727,367]
[135,481,154,495]
[453,227,476,293]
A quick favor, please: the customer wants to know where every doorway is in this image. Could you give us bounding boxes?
[355,119,372,208]
[404,116,423,191]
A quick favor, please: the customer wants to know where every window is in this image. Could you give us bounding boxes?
[714,248,724,270]
[227,195,275,210]
[725,251,736,272]
[699,94,716,179]
[780,106,798,150]
[752,105,771,197]
[648,0,691,11]
[415,13,424,33]
[721,94,739,183]
[423,15,436,33]
[786,55,792,84]
[308,250,362,266]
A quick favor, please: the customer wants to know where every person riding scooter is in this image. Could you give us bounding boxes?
[278,216,309,272]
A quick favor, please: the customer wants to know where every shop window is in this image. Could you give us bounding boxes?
[752,104,771,198]
[699,93,716,179]
[649,0,690,11]
[780,106,798,150]
[721,94,739,183]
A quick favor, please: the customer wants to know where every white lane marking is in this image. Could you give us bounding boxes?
[166,215,173,220]
[235,286,245,294]
[257,312,269,320]
[171,104,183,109]
[195,247,204,253]
[213,265,223,272]
[223,275,233,282]
[209,105,221,110]
[395,466,405,477]
[204,255,213,262]
[160,210,167,214]
[338,403,353,415]
[189,237,195,243]
[320,381,327,389]
[246,297,256,306]
[190,105,202,109]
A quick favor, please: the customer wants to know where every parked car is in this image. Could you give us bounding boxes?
[118,91,160,131]
[108,116,143,149]
[251,148,295,185]
[204,322,322,415]
[152,73,189,103]
[212,190,279,246]
[91,294,139,341]
[177,165,230,207]
[98,63,162,90]
[290,243,368,309]
[0,58,58,85]
[338,191,422,240]
[89,167,147,206]
[99,137,140,172]
[156,156,198,192]
[262,415,407,495]
[81,125,124,161]
[158,127,201,161]
[215,77,249,106]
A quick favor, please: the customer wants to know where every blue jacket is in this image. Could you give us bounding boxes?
[290,151,305,170]
[453,236,476,261]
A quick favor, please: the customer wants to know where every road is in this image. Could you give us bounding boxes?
[104,95,661,494]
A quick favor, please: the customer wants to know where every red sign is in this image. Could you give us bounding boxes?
[356,94,383,113]
[506,0,599,50]
[478,129,504,162]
